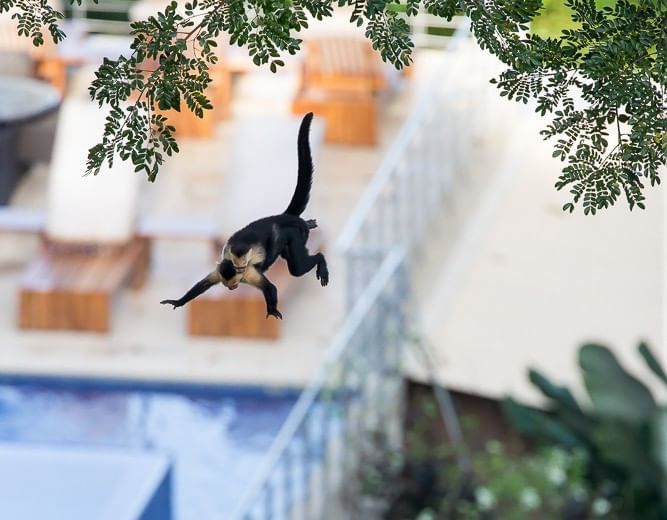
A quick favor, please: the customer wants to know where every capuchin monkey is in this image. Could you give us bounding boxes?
[160,112,328,319]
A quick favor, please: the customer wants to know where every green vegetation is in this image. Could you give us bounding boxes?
[346,341,666,518]
[434,444,612,518]
[504,342,667,519]
[1,0,664,214]
[348,401,619,518]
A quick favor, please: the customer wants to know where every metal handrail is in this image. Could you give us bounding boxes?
[230,248,406,519]
[231,18,492,520]
[337,20,480,311]
[336,20,471,254]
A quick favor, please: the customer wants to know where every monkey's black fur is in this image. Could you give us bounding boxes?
[285,111,315,217]
[160,112,328,319]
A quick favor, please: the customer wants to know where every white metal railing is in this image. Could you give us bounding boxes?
[231,248,408,520]
[231,18,500,520]
[337,20,484,306]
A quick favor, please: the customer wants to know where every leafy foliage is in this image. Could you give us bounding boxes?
[2,0,665,210]
[348,396,616,518]
[488,0,666,214]
[503,341,667,519]
[450,442,609,519]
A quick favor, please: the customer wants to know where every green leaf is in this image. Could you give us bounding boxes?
[654,408,667,482]
[501,397,585,449]
[528,369,596,440]
[638,342,667,386]
[579,343,657,423]
[529,369,582,412]
[592,420,660,481]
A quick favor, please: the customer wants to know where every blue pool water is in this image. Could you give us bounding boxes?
[0,376,299,520]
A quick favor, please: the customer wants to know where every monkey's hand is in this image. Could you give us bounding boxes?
[160,299,183,309]
[266,307,283,320]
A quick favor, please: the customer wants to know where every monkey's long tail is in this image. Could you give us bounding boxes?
[284,112,314,216]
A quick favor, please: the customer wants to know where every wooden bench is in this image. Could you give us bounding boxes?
[187,230,324,339]
[292,89,378,145]
[1,210,217,333]
[300,38,386,94]
[18,239,149,332]
[292,37,386,145]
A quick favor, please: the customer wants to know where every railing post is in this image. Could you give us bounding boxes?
[283,447,292,519]
[301,421,312,519]
[318,398,332,518]
[377,192,387,247]
[344,252,355,311]
[399,159,411,246]
[390,172,401,246]
[427,113,443,217]
[264,483,273,520]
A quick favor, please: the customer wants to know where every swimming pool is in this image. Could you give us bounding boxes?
[0,376,300,520]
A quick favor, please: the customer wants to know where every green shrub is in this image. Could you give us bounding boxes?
[503,342,667,519]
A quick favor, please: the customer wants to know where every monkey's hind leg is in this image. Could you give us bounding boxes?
[283,230,329,286]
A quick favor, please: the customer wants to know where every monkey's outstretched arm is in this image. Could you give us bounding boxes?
[160,271,221,309]
[258,275,282,320]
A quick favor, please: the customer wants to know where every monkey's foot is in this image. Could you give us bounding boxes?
[305,219,318,229]
[267,308,283,320]
[160,299,182,309]
[316,262,329,287]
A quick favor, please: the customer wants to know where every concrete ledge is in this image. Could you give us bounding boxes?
[0,443,172,520]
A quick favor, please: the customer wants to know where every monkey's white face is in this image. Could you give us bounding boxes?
[231,253,250,273]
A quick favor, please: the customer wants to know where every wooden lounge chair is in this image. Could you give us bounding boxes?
[292,37,388,145]
[17,98,149,332]
[299,37,387,94]
[19,240,147,332]
[187,115,326,339]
